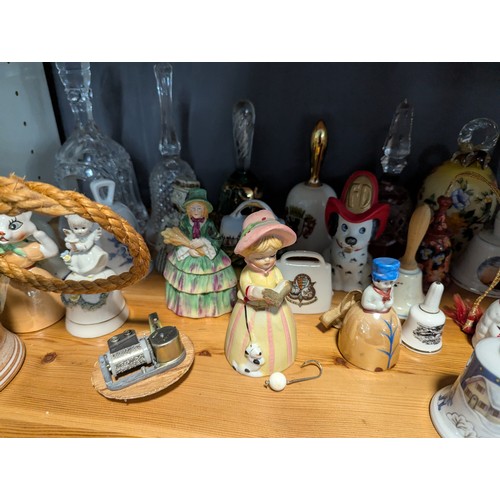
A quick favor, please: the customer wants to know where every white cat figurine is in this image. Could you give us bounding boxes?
[0,211,65,332]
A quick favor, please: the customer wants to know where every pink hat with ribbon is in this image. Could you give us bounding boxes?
[234,210,297,255]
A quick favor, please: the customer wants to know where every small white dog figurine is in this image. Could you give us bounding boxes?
[324,171,390,292]
[472,299,500,348]
[232,343,266,377]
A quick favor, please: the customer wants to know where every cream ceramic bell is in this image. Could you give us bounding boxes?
[430,336,500,438]
[285,120,337,253]
[276,250,333,314]
[393,203,433,318]
[401,281,445,354]
[451,209,500,298]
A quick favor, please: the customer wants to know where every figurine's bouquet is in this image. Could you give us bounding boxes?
[161,227,205,256]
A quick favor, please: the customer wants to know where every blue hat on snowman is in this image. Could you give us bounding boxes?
[372,257,400,282]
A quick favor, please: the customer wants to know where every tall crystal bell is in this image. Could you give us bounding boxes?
[54,62,148,233]
[370,98,414,258]
[217,100,263,218]
[145,62,199,259]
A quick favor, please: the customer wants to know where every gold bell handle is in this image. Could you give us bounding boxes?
[307,120,328,186]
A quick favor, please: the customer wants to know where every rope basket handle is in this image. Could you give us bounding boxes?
[0,174,151,294]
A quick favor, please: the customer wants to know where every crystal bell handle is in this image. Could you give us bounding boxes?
[56,62,93,121]
[154,62,181,156]
[232,99,255,171]
[380,98,413,175]
[307,120,328,187]
[457,118,499,154]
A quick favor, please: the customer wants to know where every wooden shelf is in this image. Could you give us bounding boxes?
[0,271,490,438]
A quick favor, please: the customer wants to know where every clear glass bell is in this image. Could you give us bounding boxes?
[53,62,148,234]
[144,63,199,260]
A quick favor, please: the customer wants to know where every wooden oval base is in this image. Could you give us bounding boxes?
[91,333,194,400]
[0,327,26,391]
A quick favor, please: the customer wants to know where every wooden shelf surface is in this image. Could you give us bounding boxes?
[0,271,490,438]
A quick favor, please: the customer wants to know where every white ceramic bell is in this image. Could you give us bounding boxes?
[401,281,445,354]
[285,120,337,253]
[393,203,432,318]
[430,336,500,438]
[451,209,500,298]
[61,214,129,338]
[90,179,139,274]
[471,299,500,348]
[63,268,129,338]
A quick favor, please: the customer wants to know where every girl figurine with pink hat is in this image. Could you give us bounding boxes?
[224,209,298,377]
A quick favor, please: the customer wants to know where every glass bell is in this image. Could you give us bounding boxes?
[144,62,199,264]
[53,62,148,234]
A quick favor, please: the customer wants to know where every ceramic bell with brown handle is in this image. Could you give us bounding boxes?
[393,203,433,318]
[285,120,337,253]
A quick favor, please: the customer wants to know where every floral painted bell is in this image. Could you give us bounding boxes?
[418,118,499,254]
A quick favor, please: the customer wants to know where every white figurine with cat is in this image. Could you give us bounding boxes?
[0,211,65,332]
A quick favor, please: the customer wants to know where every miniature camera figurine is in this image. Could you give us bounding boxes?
[224,209,298,377]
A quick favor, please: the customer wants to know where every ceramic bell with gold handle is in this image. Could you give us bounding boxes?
[284,120,337,253]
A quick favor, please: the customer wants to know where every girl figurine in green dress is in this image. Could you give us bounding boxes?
[162,188,237,318]
[224,209,298,377]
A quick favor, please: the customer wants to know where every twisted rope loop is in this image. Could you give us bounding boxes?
[0,174,151,293]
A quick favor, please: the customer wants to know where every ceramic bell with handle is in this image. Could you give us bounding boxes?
[430,336,500,438]
[285,120,337,254]
[393,203,433,318]
[401,281,446,354]
[90,178,140,274]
